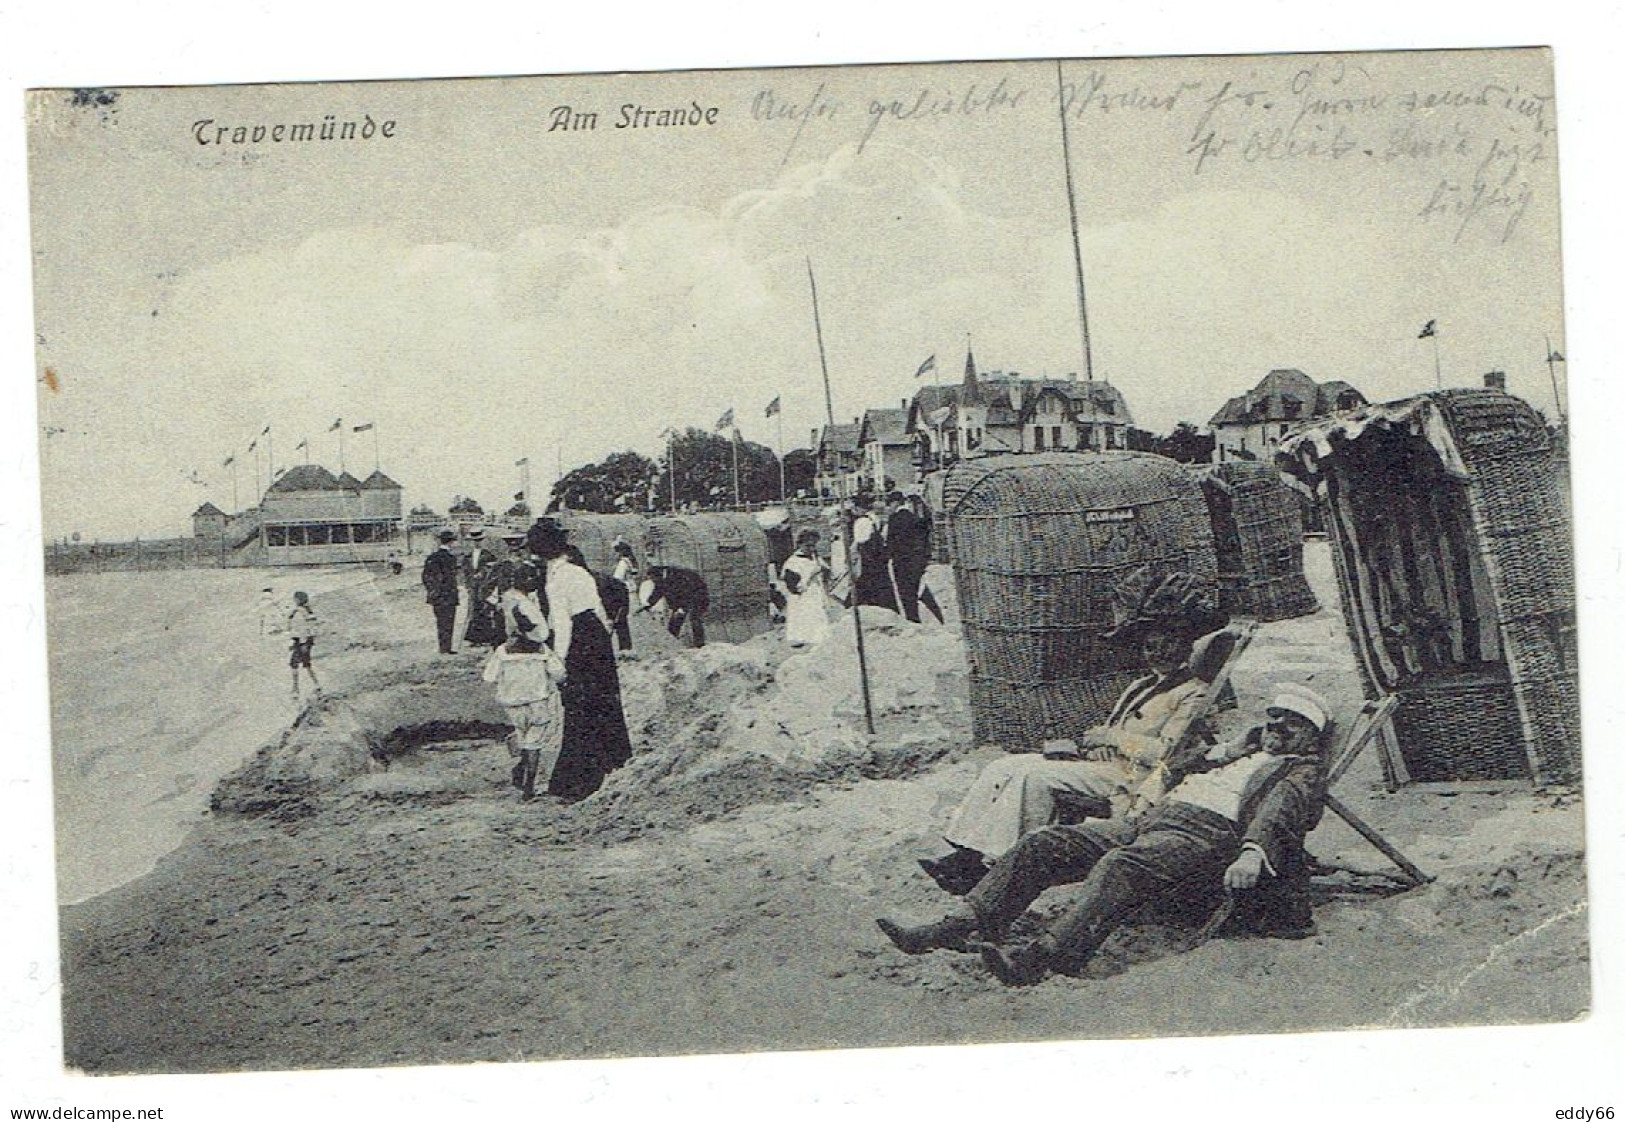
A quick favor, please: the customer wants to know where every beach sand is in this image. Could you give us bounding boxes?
[51,546,1588,1073]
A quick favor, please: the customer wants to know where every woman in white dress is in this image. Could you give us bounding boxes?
[781,529,832,648]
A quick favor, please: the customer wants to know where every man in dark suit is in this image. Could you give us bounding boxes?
[877,685,1331,985]
[421,530,461,654]
[885,490,934,623]
[640,565,711,648]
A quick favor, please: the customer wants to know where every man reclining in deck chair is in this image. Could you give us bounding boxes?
[916,567,1233,897]
[878,684,1329,986]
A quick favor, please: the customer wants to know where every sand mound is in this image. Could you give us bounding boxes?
[212,608,974,840]
[559,610,974,841]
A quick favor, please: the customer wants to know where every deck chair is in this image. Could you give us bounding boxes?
[1316,697,1431,887]
[1053,621,1259,825]
[1134,694,1429,954]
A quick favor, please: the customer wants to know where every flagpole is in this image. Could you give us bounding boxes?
[1056,59,1094,386]
[1432,332,1442,390]
[338,424,346,473]
[373,425,380,472]
[731,428,741,508]
[807,256,876,736]
[1545,335,1566,422]
[667,431,678,512]
[267,428,274,485]
[777,403,786,503]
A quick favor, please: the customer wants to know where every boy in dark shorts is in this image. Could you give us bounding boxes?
[287,590,321,702]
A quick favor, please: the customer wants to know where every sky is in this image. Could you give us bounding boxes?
[29,49,1565,539]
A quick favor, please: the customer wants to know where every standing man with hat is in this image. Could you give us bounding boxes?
[877,682,1332,985]
[422,530,461,655]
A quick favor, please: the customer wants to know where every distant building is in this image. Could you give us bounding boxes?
[258,464,403,565]
[447,496,485,537]
[407,504,442,533]
[814,421,864,498]
[1208,369,1366,464]
[859,404,915,493]
[907,349,1136,470]
[191,501,228,540]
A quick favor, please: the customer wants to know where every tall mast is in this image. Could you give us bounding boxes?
[1057,59,1094,385]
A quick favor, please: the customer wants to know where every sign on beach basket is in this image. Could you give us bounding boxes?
[1193,460,1319,622]
[1278,389,1579,785]
[943,451,1219,751]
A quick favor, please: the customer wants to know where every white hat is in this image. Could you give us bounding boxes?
[1268,683,1330,732]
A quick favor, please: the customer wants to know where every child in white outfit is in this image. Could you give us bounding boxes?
[482,571,565,800]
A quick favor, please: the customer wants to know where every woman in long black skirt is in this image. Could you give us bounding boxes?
[526,519,633,801]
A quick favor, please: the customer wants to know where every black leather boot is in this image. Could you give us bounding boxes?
[979,938,1055,986]
[875,914,977,954]
[917,848,989,896]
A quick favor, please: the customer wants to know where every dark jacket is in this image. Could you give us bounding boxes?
[886,506,931,571]
[422,547,460,606]
[1168,738,1327,878]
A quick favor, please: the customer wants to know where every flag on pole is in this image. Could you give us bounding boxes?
[514,491,525,502]
[715,408,734,431]
[328,418,342,432]
[515,457,528,467]
[261,424,272,435]
[915,354,937,378]
[295,439,307,451]
[352,422,374,433]
[1418,320,1437,339]
[223,455,234,467]
[248,439,257,453]
[765,396,781,418]
[1549,349,1565,363]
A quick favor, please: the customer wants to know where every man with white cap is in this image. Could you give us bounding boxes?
[877,683,1331,985]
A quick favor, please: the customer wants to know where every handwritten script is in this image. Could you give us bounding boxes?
[747,60,1555,246]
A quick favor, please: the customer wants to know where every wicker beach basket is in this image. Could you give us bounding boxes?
[555,513,651,576]
[557,512,773,645]
[1194,461,1319,622]
[944,452,1219,750]
[640,513,773,645]
[1278,389,1578,785]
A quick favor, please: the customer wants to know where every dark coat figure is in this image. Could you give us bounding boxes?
[642,565,710,648]
[764,523,795,616]
[461,538,505,648]
[598,571,632,653]
[886,498,933,623]
[421,534,461,654]
[528,520,634,802]
[852,511,897,613]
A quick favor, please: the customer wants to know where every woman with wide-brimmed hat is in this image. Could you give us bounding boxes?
[525,517,634,801]
[913,567,1229,897]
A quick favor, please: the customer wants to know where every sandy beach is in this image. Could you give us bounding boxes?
[52,544,1588,1073]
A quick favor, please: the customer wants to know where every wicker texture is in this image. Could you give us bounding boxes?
[559,512,773,645]
[944,452,1218,750]
[1284,389,1578,785]
[1196,461,1318,622]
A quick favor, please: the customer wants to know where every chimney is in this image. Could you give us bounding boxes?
[1484,371,1507,391]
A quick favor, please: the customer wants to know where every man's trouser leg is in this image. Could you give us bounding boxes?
[434,603,457,652]
[965,819,1133,939]
[894,562,922,622]
[1044,803,1240,967]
